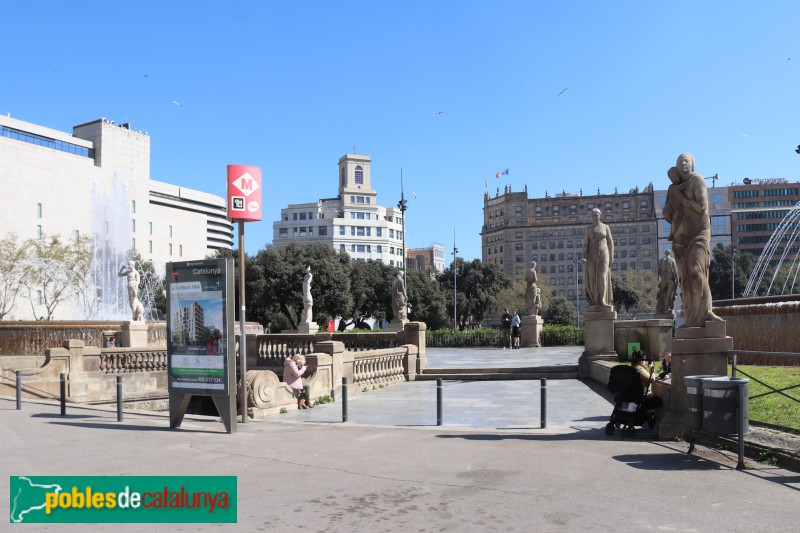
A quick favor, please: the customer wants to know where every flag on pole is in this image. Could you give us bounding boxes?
[496,171,500,179]
[502,168,509,175]
[485,177,488,188]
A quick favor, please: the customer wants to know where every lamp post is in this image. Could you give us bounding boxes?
[398,170,408,305]
[574,260,580,327]
[731,246,735,299]
[452,230,458,330]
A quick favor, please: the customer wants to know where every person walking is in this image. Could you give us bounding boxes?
[501,307,512,349]
[511,309,521,349]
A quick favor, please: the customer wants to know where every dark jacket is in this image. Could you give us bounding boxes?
[501,313,512,330]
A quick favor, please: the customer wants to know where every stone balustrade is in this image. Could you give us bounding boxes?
[99,349,167,374]
[352,349,406,387]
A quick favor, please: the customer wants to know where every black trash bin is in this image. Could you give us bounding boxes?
[684,375,720,431]
[702,377,749,436]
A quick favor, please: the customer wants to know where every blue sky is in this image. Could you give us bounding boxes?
[4,1,800,261]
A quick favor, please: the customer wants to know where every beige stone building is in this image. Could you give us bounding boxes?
[0,115,233,320]
[406,244,446,274]
[272,154,407,267]
[482,185,659,314]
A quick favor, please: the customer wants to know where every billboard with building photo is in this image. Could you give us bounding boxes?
[166,258,234,395]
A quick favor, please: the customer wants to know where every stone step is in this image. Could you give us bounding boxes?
[423,366,577,375]
[416,365,578,381]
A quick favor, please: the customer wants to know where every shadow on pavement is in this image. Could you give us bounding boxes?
[45,421,224,434]
[436,428,623,442]
[612,452,723,471]
[31,413,103,420]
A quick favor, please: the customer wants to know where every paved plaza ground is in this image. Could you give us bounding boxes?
[2,347,799,531]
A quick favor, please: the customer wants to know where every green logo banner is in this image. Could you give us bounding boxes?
[9,476,237,523]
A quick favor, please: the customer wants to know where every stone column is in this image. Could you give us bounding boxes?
[658,320,732,439]
[519,315,543,347]
[578,305,617,378]
[297,322,320,334]
[313,340,350,400]
[402,322,427,373]
[119,321,148,348]
[389,318,409,332]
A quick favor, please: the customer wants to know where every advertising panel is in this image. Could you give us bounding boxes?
[166,259,234,396]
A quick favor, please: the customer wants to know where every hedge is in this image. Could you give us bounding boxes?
[427,326,583,348]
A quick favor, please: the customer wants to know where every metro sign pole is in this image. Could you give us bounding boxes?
[227,165,262,423]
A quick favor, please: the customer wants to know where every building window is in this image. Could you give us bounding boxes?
[340,226,345,235]
[169,225,173,238]
[340,244,345,252]
[37,290,43,305]
[293,213,298,220]
[132,219,136,232]
[279,228,288,238]
[355,166,363,184]
[357,227,365,236]
[376,228,382,237]
[299,227,307,237]
[319,226,328,236]
[351,245,356,252]
[357,196,365,204]
[37,225,42,238]
[179,245,183,257]
[390,229,395,238]
[357,245,366,253]
[149,222,153,235]
[377,245,382,253]
[169,243,172,255]
[351,227,355,236]
[132,238,136,250]
[131,200,136,214]
[299,212,307,220]
[149,241,153,253]
[37,203,42,218]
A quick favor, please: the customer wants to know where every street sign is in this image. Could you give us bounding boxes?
[227,165,262,222]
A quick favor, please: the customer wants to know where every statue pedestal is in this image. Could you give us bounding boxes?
[579,305,617,378]
[297,322,319,334]
[658,320,732,439]
[119,321,148,348]
[388,319,408,332]
[654,311,675,320]
[520,315,543,347]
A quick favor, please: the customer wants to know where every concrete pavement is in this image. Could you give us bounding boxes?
[2,346,799,531]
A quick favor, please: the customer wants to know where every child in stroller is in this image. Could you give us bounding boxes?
[605,358,657,436]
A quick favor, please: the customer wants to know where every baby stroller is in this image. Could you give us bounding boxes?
[605,364,656,436]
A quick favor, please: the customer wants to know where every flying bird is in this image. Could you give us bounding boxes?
[557,88,567,97]
[411,192,417,198]
[795,145,800,154]
[435,111,445,115]
[738,133,750,138]
[172,100,181,107]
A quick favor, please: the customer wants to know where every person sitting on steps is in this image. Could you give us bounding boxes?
[284,354,314,409]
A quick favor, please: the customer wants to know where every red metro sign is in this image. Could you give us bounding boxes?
[227,165,262,222]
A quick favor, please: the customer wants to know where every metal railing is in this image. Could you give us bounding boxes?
[729,350,800,432]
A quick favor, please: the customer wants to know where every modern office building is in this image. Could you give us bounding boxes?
[482,185,659,312]
[0,114,233,319]
[729,180,800,262]
[272,154,406,267]
[172,301,207,346]
[406,244,446,274]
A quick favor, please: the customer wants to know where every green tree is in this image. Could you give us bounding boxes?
[0,233,28,320]
[494,281,526,316]
[338,260,393,330]
[407,270,448,329]
[439,258,511,330]
[611,276,641,318]
[250,243,353,330]
[612,269,658,320]
[709,243,762,299]
[542,297,577,326]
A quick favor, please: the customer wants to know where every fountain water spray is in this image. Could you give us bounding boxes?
[743,200,800,296]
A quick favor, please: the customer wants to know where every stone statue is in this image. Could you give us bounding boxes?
[532,287,542,316]
[300,266,313,324]
[524,261,538,315]
[662,153,723,327]
[392,270,408,321]
[118,261,144,321]
[581,208,614,307]
[655,250,679,315]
